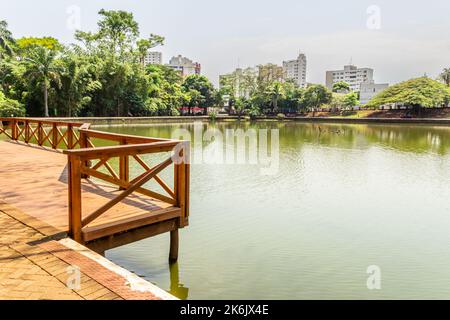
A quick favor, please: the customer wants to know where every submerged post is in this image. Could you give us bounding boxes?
[169,229,179,262]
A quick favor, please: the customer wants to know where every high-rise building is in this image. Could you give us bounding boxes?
[282,53,307,88]
[326,65,374,91]
[168,55,201,77]
[144,51,162,65]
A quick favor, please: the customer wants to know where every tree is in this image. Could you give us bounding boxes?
[0,91,24,117]
[330,93,346,110]
[96,9,139,59]
[16,37,63,52]
[332,81,350,93]
[343,92,359,108]
[182,74,215,115]
[22,46,61,117]
[266,81,284,113]
[0,13,220,118]
[145,65,185,116]
[366,77,450,111]
[0,20,14,57]
[136,35,164,65]
[439,68,450,87]
[303,84,332,111]
[279,81,304,113]
[55,52,101,117]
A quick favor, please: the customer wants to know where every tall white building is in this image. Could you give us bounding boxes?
[144,51,162,65]
[283,53,307,88]
[326,65,374,91]
[168,55,201,77]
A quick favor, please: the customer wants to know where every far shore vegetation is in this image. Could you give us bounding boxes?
[0,10,450,119]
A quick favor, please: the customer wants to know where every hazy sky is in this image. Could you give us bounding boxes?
[1,0,450,86]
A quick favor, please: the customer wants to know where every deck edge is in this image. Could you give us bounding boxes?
[59,238,178,300]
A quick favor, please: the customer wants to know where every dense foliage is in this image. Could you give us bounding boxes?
[0,10,216,117]
[366,77,450,109]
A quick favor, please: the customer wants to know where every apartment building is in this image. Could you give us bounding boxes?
[282,53,307,88]
[326,65,374,91]
[144,51,162,65]
[168,55,201,77]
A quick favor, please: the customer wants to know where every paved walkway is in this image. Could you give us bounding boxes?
[0,201,174,300]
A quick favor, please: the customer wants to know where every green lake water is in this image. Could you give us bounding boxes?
[96,121,450,299]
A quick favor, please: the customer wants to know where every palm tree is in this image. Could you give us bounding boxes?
[23,46,61,117]
[266,81,284,113]
[439,68,450,87]
[0,20,14,57]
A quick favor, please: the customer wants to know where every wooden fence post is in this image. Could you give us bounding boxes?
[11,119,17,140]
[67,124,73,149]
[24,120,30,143]
[119,139,129,189]
[79,130,90,179]
[37,122,43,145]
[52,123,58,149]
[68,155,83,243]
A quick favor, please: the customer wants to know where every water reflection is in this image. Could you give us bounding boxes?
[169,262,189,300]
[98,122,450,156]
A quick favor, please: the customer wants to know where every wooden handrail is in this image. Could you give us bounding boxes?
[79,128,172,143]
[63,140,182,158]
[0,117,84,127]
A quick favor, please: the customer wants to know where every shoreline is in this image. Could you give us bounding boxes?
[25,115,450,126]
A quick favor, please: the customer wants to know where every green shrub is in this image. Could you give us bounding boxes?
[0,92,25,117]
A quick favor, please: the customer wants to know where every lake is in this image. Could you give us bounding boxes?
[98,121,450,299]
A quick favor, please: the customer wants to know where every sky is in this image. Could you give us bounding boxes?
[1,0,450,86]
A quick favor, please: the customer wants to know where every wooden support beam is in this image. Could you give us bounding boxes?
[85,219,178,253]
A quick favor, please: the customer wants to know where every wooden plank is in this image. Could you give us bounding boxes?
[82,207,181,242]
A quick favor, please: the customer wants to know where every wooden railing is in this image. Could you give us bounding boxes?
[64,129,190,243]
[0,117,84,149]
[0,117,190,244]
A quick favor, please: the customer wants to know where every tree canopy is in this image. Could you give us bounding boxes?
[332,81,350,93]
[366,77,450,108]
[0,10,217,117]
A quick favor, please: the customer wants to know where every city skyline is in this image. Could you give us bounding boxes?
[1,0,449,86]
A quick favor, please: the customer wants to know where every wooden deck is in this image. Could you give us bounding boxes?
[0,140,179,242]
[0,118,190,258]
